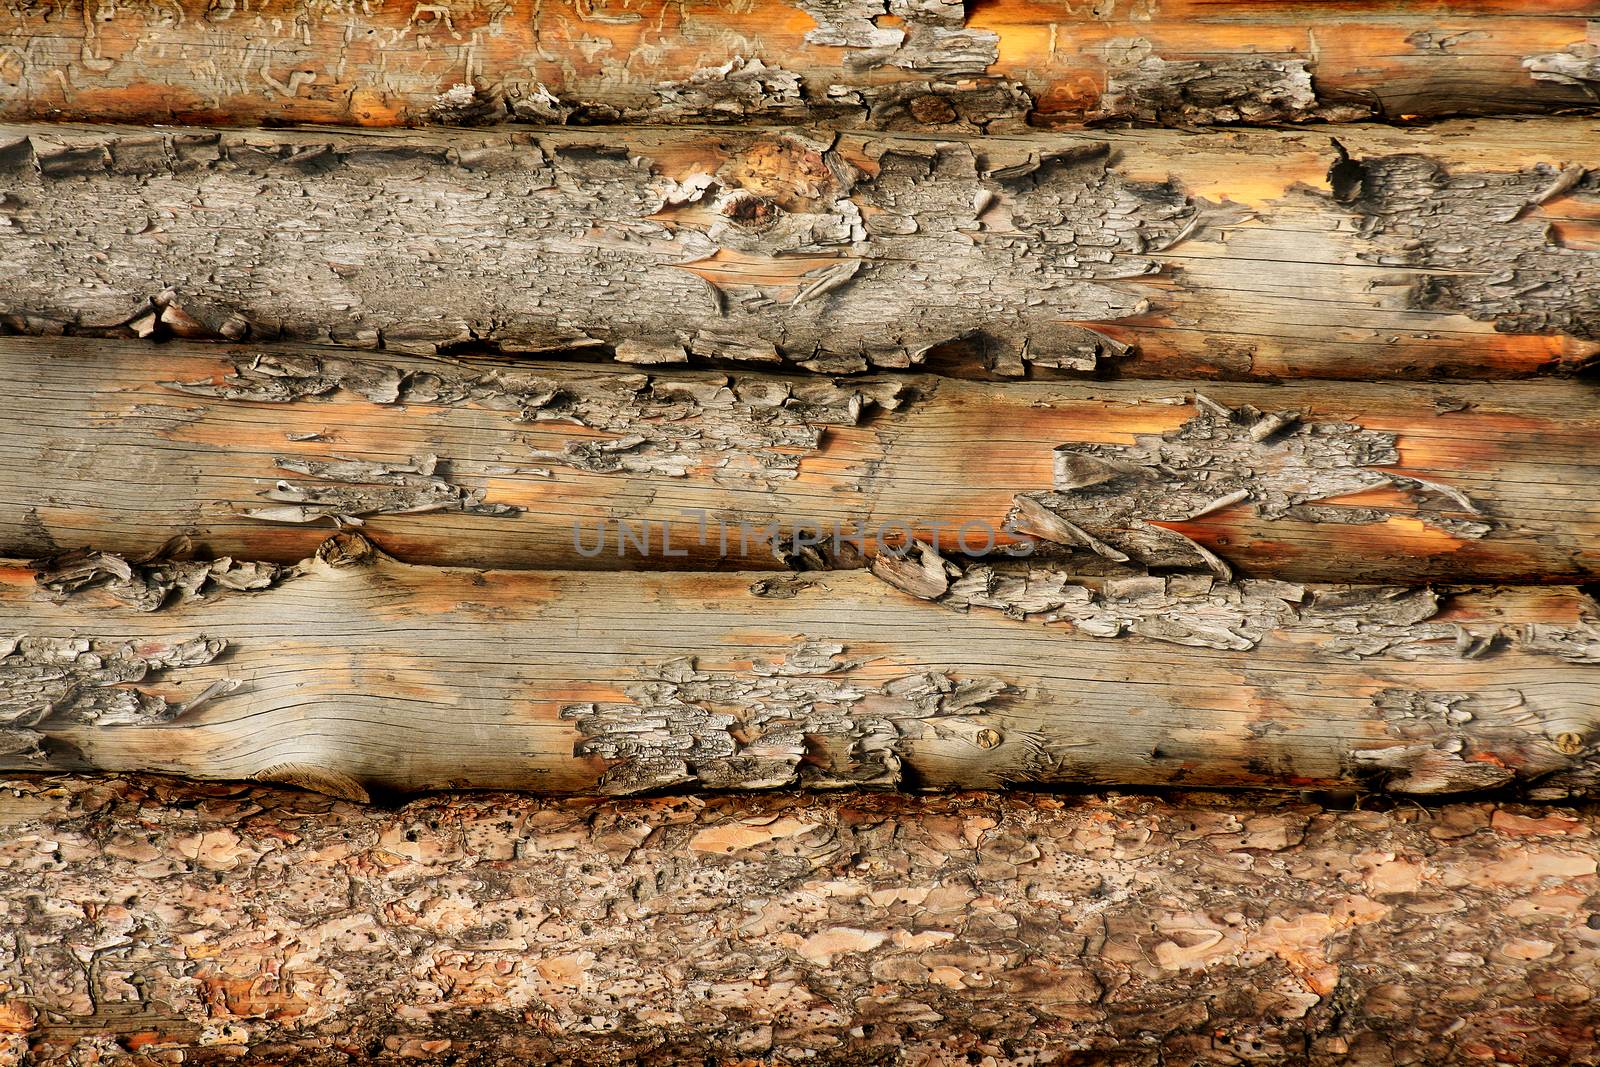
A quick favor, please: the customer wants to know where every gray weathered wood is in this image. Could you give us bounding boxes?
[2,120,1596,380]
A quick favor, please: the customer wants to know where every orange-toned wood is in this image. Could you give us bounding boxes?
[3,336,1598,583]
[0,0,1593,129]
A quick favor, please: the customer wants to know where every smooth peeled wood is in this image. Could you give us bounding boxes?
[3,534,1599,799]
[2,119,1597,380]
[5,777,1600,1066]
[0,0,1595,129]
[4,336,1598,584]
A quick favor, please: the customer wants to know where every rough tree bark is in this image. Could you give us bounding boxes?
[3,336,1598,583]
[3,776,1600,1065]
[3,534,1598,799]
[2,120,1597,380]
[1,0,1596,129]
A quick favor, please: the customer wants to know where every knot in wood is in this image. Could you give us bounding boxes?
[317,532,376,569]
[714,188,783,230]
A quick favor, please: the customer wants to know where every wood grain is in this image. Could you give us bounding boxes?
[3,534,1598,798]
[3,336,1597,583]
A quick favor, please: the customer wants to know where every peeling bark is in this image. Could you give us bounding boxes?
[1096,56,1371,126]
[1010,397,1492,580]
[1,121,1597,380]
[1,535,1598,798]
[1524,22,1600,96]
[4,336,1599,583]
[3,777,1600,1064]
[0,0,1593,129]
[1328,141,1599,340]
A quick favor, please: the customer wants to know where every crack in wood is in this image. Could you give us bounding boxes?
[35,539,288,612]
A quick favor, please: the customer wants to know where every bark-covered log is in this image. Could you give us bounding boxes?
[3,534,1599,798]
[4,336,1599,584]
[3,775,1600,1065]
[2,120,1597,380]
[0,0,1595,130]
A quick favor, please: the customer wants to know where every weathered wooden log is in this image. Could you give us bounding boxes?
[3,533,1599,798]
[2,120,1596,380]
[1,0,1595,130]
[4,336,1597,584]
[3,775,1600,1065]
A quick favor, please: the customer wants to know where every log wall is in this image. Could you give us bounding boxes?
[3,2,1600,1059]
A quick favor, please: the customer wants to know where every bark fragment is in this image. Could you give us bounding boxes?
[1327,142,1599,340]
[799,0,997,76]
[938,564,1445,654]
[34,539,286,612]
[1,634,230,741]
[1097,54,1373,126]
[248,454,522,527]
[1357,689,1538,794]
[563,642,1026,793]
[1524,25,1600,96]
[1010,396,1490,576]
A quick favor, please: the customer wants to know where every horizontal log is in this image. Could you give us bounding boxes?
[1,0,1595,130]
[1,120,1597,380]
[4,776,1600,1065]
[3,534,1598,798]
[4,336,1597,584]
